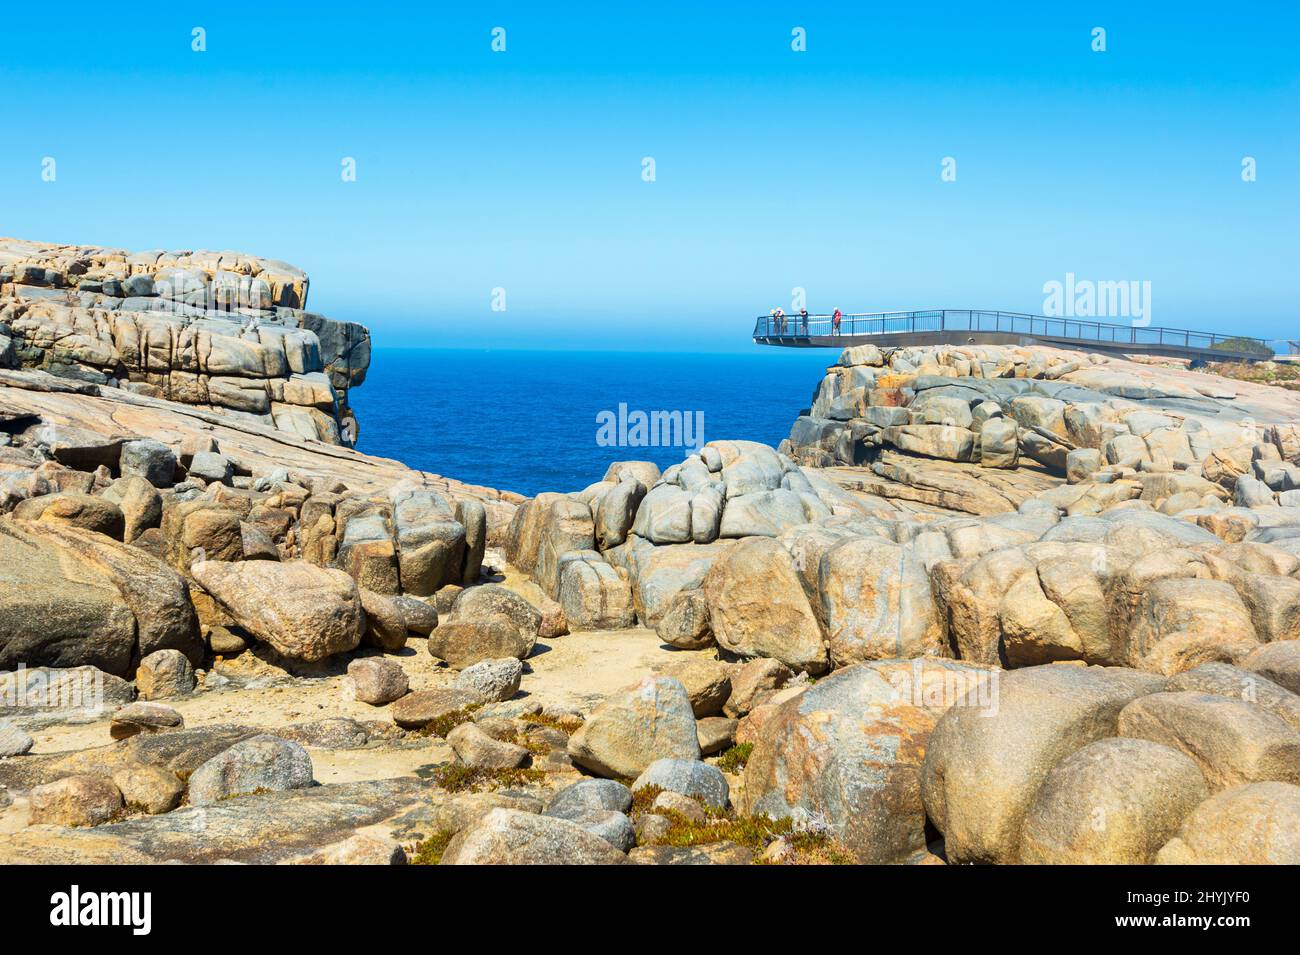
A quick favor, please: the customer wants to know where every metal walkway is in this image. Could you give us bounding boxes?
[752,309,1273,362]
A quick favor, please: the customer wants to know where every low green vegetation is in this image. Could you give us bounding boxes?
[430,762,546,793]
[629,782,852,865]
[716,742,753,774]
[416,704,483,738]
[1209,360,1300,388]
[409,830,456,865]
[1208,337,1274,357]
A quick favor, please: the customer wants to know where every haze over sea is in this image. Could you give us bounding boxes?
[351,347,835,497]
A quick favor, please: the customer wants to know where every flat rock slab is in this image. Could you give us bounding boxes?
[0,777,428,864]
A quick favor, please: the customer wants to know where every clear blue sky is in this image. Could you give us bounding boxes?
[3,2,1296,350]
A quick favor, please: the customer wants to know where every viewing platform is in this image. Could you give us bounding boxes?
[752,309,1274,363]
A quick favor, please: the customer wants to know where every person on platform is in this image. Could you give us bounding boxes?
[832,308,843,336]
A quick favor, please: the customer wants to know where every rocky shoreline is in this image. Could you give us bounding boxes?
[2,239,1299,865]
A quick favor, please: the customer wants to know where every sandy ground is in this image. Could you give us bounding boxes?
[12,553,714,797]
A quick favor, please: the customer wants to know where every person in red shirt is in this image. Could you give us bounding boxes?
[832,308,842,336]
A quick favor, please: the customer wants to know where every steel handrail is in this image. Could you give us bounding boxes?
[751,308,1271,353]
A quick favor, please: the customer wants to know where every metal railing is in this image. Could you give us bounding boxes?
[751,309,1273,355]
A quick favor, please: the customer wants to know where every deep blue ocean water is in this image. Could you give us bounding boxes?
[350,348,836,497]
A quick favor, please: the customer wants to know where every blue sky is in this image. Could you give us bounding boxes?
[3,2,1297,350]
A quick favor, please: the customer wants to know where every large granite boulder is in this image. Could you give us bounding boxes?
[1019,737,1209,864]
[817,536,946,665]
[1155,782,1300,864]
[557,551,635,630]
[391,488,465,596]
[604,538,724,626]
[187,734,314,805]
[922,664,1166,863]
[1243,641,1300,694]
[742,660,988,864]
[436,583,541,664]
[1117,690,1300,790]
[567,676,700,778]
[440,808,628,864]
[0,520,201,676]
[702,537,828,674]
[12,493,125,539]
[190,559,364,661]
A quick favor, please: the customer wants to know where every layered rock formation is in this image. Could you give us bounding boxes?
[0,363,519,677]
[0,238,369,445]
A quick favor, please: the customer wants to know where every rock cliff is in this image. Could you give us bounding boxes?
[0,238,369,446]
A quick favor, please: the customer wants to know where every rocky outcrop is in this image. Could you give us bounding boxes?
[1,237,369,445]
[7,263,1300,871]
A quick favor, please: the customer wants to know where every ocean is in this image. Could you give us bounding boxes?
[350,347,838,497]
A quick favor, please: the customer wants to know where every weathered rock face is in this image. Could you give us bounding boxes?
[0,237,369,445]
[0,519,201,676]
[703,537,828,674]
[28,774,123,827]
[1117,690,1300,791]
[922,664,1167,864]
[1155,782,1300,864]
[558,551,635,630]
[428,584,540,667]
[1019,738,1210,864]
[440,808,629,865]
[187,735,314,805]
[784,341,1300,524]
[346,657,409,706]
[567,676,700,779]
[389,687,483,729]
[817,536,945,665]
[742,660,991,864]
[190,559,364,661]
